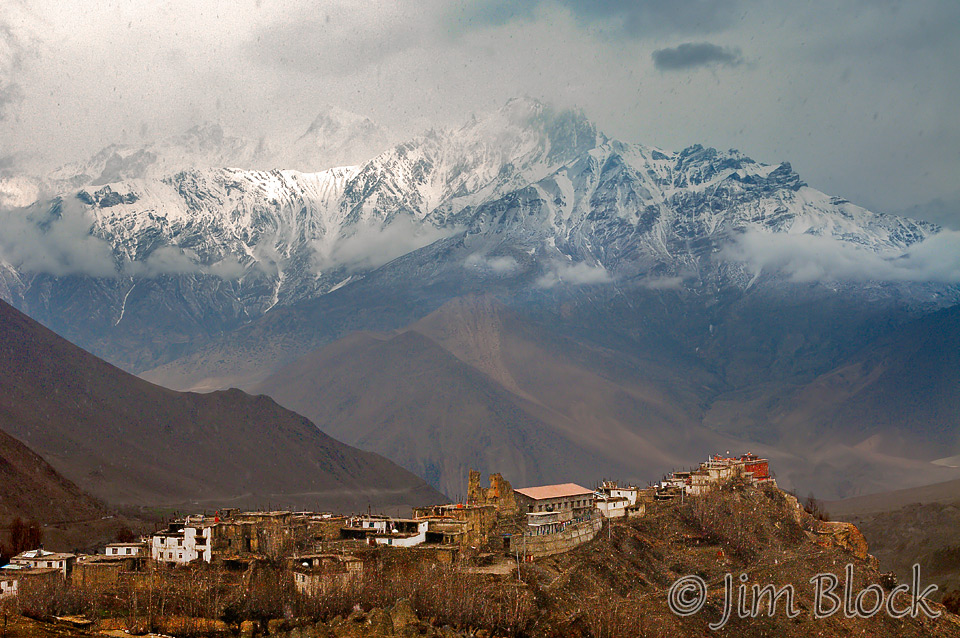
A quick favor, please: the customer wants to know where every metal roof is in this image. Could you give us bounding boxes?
[514,483,594,500]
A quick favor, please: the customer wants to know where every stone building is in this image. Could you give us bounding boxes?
[412,503,499,548]
[291,553,362,595]
[467,471,518,515]
[0,565,59,597]
[514,483,595,522]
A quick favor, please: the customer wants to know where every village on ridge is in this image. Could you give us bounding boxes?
[1,453,774,600]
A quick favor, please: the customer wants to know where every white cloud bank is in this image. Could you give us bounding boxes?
[313,217,455,272]
[0,198,117,277]
[0,197,250,280]
[463,252,520,275]
[722,229,960,284]
[536,260,613,288]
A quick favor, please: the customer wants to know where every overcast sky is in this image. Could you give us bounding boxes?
[1,0,958,221]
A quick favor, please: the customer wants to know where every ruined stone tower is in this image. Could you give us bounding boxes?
[467,470,518,515]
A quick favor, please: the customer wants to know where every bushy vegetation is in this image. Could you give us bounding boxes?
[11,558,534,637]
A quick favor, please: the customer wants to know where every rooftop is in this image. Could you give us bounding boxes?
[514,483,594,501]
[14,549,75,560]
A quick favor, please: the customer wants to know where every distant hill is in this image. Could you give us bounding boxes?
[0,299,443,511]
[253,295,743,496]
[0,427,105,524]
[829,478,960,596]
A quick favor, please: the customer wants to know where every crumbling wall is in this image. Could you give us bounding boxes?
[467,470,518,515]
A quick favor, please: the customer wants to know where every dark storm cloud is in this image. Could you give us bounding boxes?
[450,0,741,37]
[652,42,742,70]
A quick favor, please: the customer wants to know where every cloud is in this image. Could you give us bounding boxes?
[652,42,742,71]
[463,252,520,275]
[245,4,424,77]
[536,260,613,288]
[0,197,118,278]
[722,229,960,284]
[123,247,248,279]
[0,193,251,280]
[0,21,29,120]
[640,275,684,290]
[313,217,455,272]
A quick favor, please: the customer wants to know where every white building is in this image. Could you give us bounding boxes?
[0,564,60,596]
[151,524,214,564]
[0,570,18,598]
[341,516,429,548]
[595,481,643,519]
[594,494,630,519]
[105,542,146,557]
[10,549,75,577]
[372,519,428,547]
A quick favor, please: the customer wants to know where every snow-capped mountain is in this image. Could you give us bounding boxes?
[2,106,394,198]
[0,97,954,373]
[47,123,275,188]
[284,106,393,172]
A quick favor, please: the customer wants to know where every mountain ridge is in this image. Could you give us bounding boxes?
[0,298,443,510]
[2,98,953,376]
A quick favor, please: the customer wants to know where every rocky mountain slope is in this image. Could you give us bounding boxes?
[0,299,443,510]
[829,477,960,600]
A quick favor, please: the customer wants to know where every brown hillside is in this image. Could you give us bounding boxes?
[253,295,747,496]
[527,483,960,637]
[0,299,443,511]
[0,428,104,524]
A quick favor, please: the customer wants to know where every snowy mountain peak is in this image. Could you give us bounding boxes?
[46,122,274,189]
[1,98,956,377]
[288,106,393,172]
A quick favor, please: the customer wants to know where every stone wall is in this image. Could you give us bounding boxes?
[508,517,603,559]
[467,470,518,515]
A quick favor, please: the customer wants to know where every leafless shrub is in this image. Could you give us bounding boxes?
[297,561,534,635]
[802,493,830,521]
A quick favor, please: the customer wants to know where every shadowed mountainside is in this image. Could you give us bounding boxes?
[0,299,443,511]
[252,294,960,500]
[0,428,106,525]
[253,296,747,496]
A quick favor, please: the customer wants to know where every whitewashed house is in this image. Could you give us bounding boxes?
[594,494,630,519]
[0,571,18,598]
[10,549,76,577]
[105,542,146,557]
[341,515,429,547]
[151,523,214,563]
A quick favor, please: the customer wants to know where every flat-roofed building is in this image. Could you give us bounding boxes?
[0,565,59,597]
[514,483,595,525]
[10,549,75,577]
[105,542,146,557]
